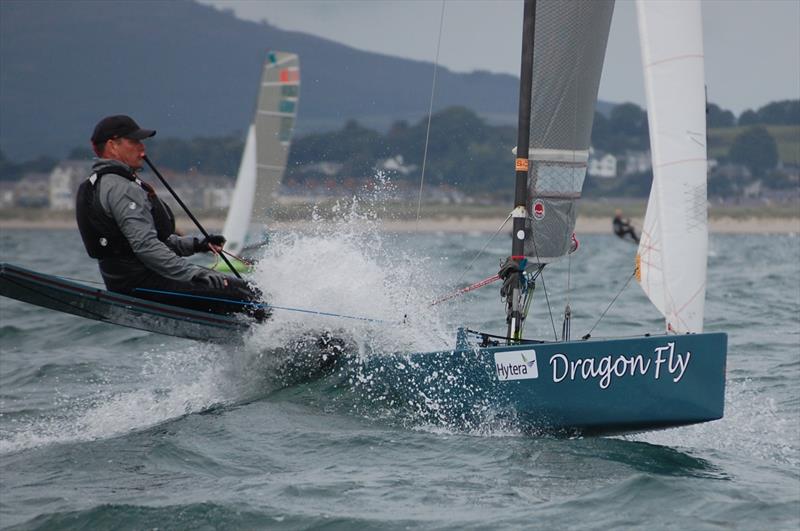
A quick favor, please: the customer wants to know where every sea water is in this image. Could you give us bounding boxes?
[1,200,798,529]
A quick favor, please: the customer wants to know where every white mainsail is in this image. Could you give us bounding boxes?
[635,0,708,333]
[222,51,300,256]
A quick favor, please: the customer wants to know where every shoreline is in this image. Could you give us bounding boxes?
[1,216,798,234]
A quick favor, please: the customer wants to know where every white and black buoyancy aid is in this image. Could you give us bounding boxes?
[76,166,176,259]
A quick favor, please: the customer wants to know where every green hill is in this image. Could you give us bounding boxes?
[709,125,800,165]
[0,0,523,161]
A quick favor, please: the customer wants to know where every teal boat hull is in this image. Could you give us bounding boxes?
[2,262,728,435]
[355,331,727,435]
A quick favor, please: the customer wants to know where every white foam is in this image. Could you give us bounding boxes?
[247,175,454,356]
[0,174,463,453]
[0,344,240,454]
[626,379,799,466]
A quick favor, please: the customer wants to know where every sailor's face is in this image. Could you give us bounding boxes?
[106,137,146,170]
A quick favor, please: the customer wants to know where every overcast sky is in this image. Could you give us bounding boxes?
[199,0,799,115]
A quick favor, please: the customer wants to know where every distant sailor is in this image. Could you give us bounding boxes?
[76,115,264,317]
[612,209,640,243]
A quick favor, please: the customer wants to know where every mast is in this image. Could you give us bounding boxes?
[507,0,536,342]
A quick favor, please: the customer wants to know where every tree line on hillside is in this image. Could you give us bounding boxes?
[1,100,798,199]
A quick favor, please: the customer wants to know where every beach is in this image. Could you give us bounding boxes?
[1,214,798,234]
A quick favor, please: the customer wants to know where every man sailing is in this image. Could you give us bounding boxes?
[76,115,264,317]
[612,209,640,244]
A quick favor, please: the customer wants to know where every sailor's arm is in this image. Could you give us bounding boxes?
[165,233,227,257]
[101,179,202,282]
[165,234,198,257]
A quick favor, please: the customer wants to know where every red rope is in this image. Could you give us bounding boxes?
[430,274,500,306]
[221,249,255,267]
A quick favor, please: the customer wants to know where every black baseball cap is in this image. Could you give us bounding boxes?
[91,115,156,145]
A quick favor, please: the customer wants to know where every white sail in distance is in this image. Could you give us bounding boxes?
[222,51,300,255]
[635,0,708,333]
[223,124,256,255]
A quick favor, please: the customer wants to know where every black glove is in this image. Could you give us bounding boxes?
[498,257,522,299]
[193,270,229,290]
[194,234,226,253]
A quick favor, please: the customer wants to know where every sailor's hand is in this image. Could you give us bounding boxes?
[498,257,521,280]
[193,270,230,290]
[498,256,523,299]
[195,234,226,254]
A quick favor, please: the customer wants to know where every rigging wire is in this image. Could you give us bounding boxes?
[45,272,388,325]
[528,233,558,341]
[562,9,588,337]
[455,211,512,284]
[414,0,446,231]
[518,265,543,336]
[537,263,558,341]
[582,269,637,340]
[134,288,395,324]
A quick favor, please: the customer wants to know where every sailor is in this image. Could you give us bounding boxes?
[612,209,640,243]
[76,115,264,317]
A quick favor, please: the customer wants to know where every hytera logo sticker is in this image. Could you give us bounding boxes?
[495,350,539,381]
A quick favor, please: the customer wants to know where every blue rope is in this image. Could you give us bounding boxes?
[134,288,392,324]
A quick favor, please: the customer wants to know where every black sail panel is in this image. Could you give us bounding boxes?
[523,0,614,264]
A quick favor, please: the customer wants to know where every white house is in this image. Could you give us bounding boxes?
[623,151,652,175]
[15,173,50,207]
[0,181,16,208]
[380,155,417,176]
[588,152,617,178]
[49,160,92,210]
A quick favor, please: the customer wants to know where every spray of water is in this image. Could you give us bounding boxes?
[0,174,468,452]
[246,174,454,356]
[627,378,799,467]
[0,343,238,454]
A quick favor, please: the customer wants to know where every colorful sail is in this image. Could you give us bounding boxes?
[222,51,300,255]
[523,0,614,264]
[254,51,300,221]
[635,0,707,333]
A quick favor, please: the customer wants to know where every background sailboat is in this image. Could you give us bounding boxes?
[220,51,300,265]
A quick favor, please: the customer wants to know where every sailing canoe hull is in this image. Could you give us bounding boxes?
[361,332,726,435]
[0,263,250,343]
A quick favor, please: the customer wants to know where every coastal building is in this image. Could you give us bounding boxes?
[0,181,15,208]
[14,173,50,207]
[149,170,234,211]
[588,151,618,178]
[380,155,417,176]
[622,150,652,175]
[49,160,92,210]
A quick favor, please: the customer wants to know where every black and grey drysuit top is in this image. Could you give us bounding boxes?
[76,158,212,294]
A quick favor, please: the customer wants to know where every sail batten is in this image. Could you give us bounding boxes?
[636,0,708,334]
